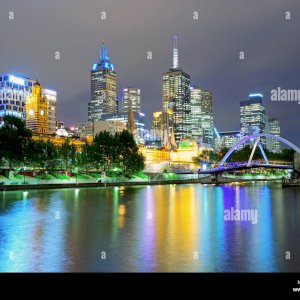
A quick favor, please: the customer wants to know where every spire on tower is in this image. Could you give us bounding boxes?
[173,34,179,69]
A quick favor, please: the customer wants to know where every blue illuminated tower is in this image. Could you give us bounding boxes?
[88,41,117,121]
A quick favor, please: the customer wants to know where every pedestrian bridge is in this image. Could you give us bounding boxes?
[199,133,300,175]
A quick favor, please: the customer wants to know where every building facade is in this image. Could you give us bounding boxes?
[26,82,48,134]
[162,36,191,144]
[214,131,242,151]
[88,42,117,121]
[75,120,126,137]
[42,89,57,133]
[201,90,214,145]
[122,88,141,113]
[190,86,202,141]
[265,116,281,153]
[240,94,266,135]
[0,74,35,123]
[101,112,145,144]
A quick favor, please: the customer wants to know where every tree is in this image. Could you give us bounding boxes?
[117,130,145,177]
[76,142,94,174]
[59,139,76,173]
[0,115,32,172]
[93,131,113,171]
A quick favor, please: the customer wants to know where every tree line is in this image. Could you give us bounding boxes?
[0,115,145,177]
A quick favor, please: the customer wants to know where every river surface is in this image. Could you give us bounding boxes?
[0,182,300,272]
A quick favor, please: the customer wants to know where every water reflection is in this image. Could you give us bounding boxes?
[0,183,299,272]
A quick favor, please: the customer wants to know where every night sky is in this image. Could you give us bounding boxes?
[1,0,300,144]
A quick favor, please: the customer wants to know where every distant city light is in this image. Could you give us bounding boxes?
[249,93,263,98]
[9,75,25,86]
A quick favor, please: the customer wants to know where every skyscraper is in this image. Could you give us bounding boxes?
[0,74,35,123]
[201,90,214,145]
[42,89,57,133]
[89,42,117,121]
[265,116,281,153]
[26,81,48,134]
[162,35,191,144]
[122,88,141,113]
[240,94,266,135]
[190,86,202,141]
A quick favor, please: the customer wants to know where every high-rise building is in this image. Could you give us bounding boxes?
[42,89,57,133]
[201,90,214,145]
[265,116,281,153]
[0,74,35,123]
[190,86,202,141]
[122,88,141,113]
[26,81,48,134]
[240,94,266,135]
[162,35,191,144]
[89,42,117,121]
[152,111,162,139]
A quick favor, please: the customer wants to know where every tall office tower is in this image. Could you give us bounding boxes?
[265,116,281,153]
[201,90,214,145]
[42,89,57,133]
[26,81,48,134]
[122,88,141,113]
[152,111,162,139]
[0,74,36,123]
[190,86,202,141]
[240,93,266,135]
[88,41,117,121]
[162,35,191,144]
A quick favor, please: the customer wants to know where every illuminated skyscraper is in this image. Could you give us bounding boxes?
[152,111,162,139]
[122,88,141,113]
[89,42,117,121]
[201,90,214,145]
[0,74,35,123]
[240,94,266,135]
[26,81,48,134]
[42,89,57,133]
[265,116,281,153]
[162,35,191,144]
[190,86,202,141]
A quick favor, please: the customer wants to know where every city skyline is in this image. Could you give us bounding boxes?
[1,0,299,145]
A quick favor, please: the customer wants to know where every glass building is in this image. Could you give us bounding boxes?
[89,42,117,121]
[0,74,35,123]
[162,36,191,144]
[43,89,57,133]
[265,116,281,153]
[190,86,202,141]
[122,88,141,113]
[240,94,266,135]
[201,90,214,145]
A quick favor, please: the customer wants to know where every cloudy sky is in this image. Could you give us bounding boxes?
[1,0,300,144]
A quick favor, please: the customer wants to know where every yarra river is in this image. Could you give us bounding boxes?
[0,182,299,272]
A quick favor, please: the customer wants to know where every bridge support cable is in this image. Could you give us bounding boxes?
[258,143,269,165]
[247,137,260,167]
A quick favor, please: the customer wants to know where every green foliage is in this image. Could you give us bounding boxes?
[0,115,32,170]
[59,139,76,172]
[76,142,94,173]
[25,140,59,171]
[91,130,145,177]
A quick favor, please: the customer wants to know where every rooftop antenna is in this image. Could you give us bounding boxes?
[173,34,179,69]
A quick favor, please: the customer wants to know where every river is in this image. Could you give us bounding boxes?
[0,182,299,272]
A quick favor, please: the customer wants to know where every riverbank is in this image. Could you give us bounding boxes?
[0,175,284,191]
